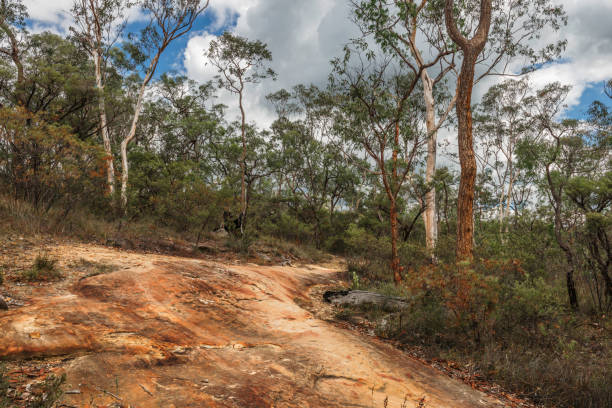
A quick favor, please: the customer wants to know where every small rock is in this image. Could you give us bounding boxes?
[0,296,8,310]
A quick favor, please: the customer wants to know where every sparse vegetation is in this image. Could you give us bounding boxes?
[30,373,66,408]
[0,0,609,406]
[21,254,63,282]
[0,364,9,408]
[73,258,118,279]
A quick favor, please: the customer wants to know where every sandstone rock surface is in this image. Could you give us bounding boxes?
[0,244,503,407]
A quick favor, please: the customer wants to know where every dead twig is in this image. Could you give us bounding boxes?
[139,383,153,396]
[94,385,122,401]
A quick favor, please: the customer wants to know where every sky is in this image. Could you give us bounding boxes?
[19,0,612,128]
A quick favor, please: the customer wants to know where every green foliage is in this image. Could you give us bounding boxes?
[0,2,610,406]
[0,108,106,210]
[127,148,228,235]
[207,32,276,91]
[22,254,62,282]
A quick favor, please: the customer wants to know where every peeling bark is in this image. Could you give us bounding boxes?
[445,0,492,261]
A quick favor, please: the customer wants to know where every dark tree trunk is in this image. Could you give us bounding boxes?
[445,0,492,262]
[390,198,402,285]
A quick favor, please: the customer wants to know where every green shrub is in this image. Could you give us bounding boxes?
[21,254,62,282]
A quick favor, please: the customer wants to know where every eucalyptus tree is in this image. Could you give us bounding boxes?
[564,89,612,309]
[444,0,492,262]
[518,83,585,309]
[0,0,28,108]
[71,0,131,195]
[268,85,359,247]
[352,0,457,259]
[206,33,276,234]
[212,122,278,239]
[331,44,426,284]
[474,78,534,238]
[445,0,567,260]
[353,0,567,260]
[567,171,612,309]
[0,31,98,131]
[119,0,210,209]
[266,88,300,197]
[139,74,224,167]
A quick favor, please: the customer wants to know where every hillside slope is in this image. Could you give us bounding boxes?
[0,243,503,407]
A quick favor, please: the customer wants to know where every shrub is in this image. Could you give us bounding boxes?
[31,373,65,408]
[21,254,62,282]
[0,107,106,211]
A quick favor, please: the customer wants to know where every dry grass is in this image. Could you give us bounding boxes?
[20,254,63,282]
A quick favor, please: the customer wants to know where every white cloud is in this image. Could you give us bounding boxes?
[184,0,357,128]
[23,0,73,33]
[20,0,612,127]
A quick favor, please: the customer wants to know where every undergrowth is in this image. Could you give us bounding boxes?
[341,256,612,408]
[21,254,63,282]
[0,365,9,408]
[31,373,65,408]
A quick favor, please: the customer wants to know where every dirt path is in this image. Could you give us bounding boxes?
[0,243,504,407]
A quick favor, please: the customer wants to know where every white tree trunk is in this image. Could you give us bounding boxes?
[504,161,515,235]
[120,81,147,209]
[422,71,438,259]
[93,48,115,196]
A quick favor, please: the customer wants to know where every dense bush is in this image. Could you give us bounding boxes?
[0,108,106,211]
[344,231,611,408]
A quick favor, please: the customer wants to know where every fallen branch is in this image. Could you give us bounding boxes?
[323,290,410,311]
[139,383,153,396]
[94,386,122,401]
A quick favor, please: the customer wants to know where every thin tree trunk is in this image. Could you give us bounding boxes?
[238,88,247,235]
[503,167,515,235]
[498,184,506,238]
[120,79,147,209]
[549,177,579,309]
[422,70,438,261]
[93,48,115,195]
[119,49,160,210]
[390,197,402,285]
[389,121,402,284]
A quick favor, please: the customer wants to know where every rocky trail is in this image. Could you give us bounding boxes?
[0,242,506,407]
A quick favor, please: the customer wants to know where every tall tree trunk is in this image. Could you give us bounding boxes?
[455,53,479,261]
[120,79,147,209]
[119,50,159,211]
[390,197,402,285]
[390,121,402,284]
[498,183,506,238]
[559,237,579,310]
[503,165,515,236]
[445,0,492,262]
[93,48,115,195]
[238,88,247,235]
[422,70,438,261]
